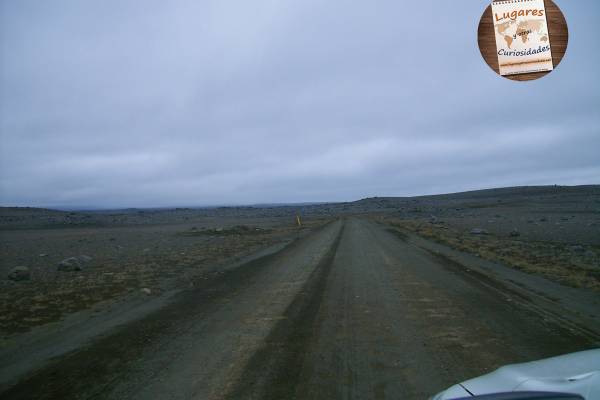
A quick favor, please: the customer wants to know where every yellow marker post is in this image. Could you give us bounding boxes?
[296,214,302,227]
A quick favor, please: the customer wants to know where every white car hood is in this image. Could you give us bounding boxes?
[433,349,600,400]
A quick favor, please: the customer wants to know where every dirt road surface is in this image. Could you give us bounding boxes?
[1,218,597,400]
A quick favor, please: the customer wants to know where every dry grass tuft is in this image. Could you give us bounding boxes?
[384,218,600,292]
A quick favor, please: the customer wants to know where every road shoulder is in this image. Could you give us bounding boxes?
[381,221,600,341]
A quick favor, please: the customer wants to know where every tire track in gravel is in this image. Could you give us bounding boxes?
[225,222,345,400]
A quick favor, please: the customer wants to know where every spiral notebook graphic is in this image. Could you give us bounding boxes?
[491,0,553,75]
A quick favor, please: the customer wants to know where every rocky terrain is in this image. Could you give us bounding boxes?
[1,185,598,338]
[1,185,599,399]
[0,210,328,335]
[369,185,600,292]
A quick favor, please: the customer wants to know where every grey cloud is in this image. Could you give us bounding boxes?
[1,1,599,208]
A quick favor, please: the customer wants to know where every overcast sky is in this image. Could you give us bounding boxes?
[1,1,599,208]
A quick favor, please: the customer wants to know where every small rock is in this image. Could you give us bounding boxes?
[569,245,585,253]
[142,248,151,252]
[58,257,82,271]
[8,266,30,281]
[39,253,48,257]
[141,288,152,295]
[470,228,489,235]
[509,229,520,237]
[539,217,548,222]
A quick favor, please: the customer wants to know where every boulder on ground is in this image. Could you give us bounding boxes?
[8,266,30,281]
[58,257,82,271]
[57,255,92,272]
[470,228,489,235]
[569,245,585,253]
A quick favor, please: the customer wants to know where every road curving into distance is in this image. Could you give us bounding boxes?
[1,218,597,400]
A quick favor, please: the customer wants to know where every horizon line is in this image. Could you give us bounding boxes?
[1,184,598,212]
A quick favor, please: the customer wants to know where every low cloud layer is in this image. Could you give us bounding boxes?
[1,1,599,208]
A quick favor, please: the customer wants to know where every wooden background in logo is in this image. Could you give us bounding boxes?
[478,0,569,81]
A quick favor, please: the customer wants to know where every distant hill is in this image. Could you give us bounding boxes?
[1,185,599,229]
[351,185,597,205]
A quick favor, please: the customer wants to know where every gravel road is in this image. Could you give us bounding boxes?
[1,218,597,400]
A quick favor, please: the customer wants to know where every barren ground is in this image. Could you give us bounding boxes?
[0,185,599,399]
